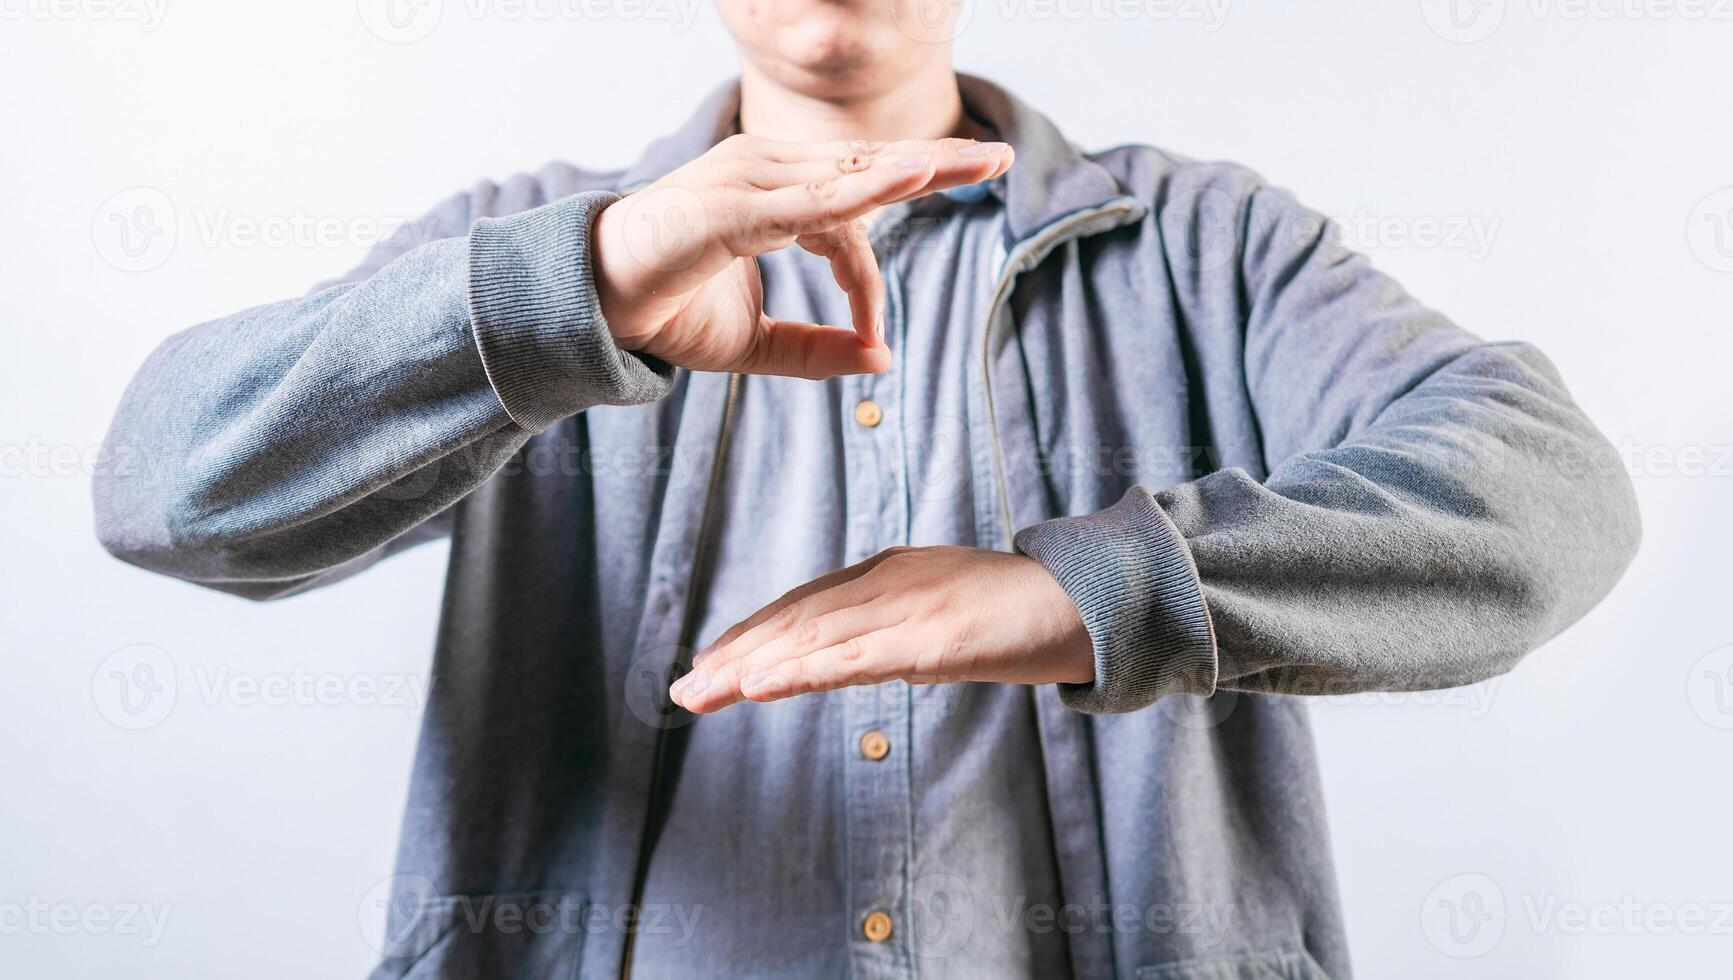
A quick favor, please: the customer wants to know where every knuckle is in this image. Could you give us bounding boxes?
[792,616,824,651]
[875,547,918,571]
[806,178,839,203]
[769,603,804,635]
[797,327,824,380]
[835,153,871,175]
[838,636,867,664]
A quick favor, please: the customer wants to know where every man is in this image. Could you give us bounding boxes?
[93,2,1640,977]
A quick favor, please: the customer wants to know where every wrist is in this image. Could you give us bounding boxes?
[590,202,651,353]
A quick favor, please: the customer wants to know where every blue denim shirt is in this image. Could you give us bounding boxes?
[630,182,1072,978]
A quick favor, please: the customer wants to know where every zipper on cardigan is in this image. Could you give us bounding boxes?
[978,201,1139,549]
[620,370,743,980]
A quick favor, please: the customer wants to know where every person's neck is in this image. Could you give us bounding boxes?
[737,61,981,144]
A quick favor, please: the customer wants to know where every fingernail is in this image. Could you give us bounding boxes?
[670,672,698,697]
[740,673,770,696]
[958,142,1002,157]
[899,155,931,170]
[875,315,885,344]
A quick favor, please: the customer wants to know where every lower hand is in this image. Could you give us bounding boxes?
[669,546,1093,713]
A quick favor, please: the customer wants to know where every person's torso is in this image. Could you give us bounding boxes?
[628,184,1072,979]
[375,144,1347,980]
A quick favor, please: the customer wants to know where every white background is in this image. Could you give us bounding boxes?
[3,1,1730,977]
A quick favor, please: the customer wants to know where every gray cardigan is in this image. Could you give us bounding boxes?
[93,76,1640,979]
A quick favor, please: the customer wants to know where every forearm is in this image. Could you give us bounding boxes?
[1019,340,1640,711]
[1016,174,1641,714]
[93,191,672,596]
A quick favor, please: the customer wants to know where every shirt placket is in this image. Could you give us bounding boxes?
[842,227,914,980]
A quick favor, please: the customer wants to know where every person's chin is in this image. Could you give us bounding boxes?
[774,16,892,85]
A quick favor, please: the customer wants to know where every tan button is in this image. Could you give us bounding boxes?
[859,729,890,761]
[854,399,883,428]
[862,910,894,943]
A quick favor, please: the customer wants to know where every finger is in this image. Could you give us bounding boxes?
[730,143,1011,251]
[753,140,1009,192]
[674,599,900,713]
[750,155,940,238]
[734,316,892,380]
[764,137,1005,171]
[752,145,1012,235]
[695,555,889,661]
[694,554,904,676]
[797,221,883,346]
[736,627,916,707]
[696,550,910,663]
[702,593,899,687]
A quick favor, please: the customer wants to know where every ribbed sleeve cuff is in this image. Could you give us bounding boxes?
[467,191,674,433]
[1014,486,1218,714]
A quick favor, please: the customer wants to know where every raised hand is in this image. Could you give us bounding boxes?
[592,135,1013,379]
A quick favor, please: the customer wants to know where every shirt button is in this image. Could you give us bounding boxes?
[854,399,883,428]
[861,910,894,943]
[859,730,890,761]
